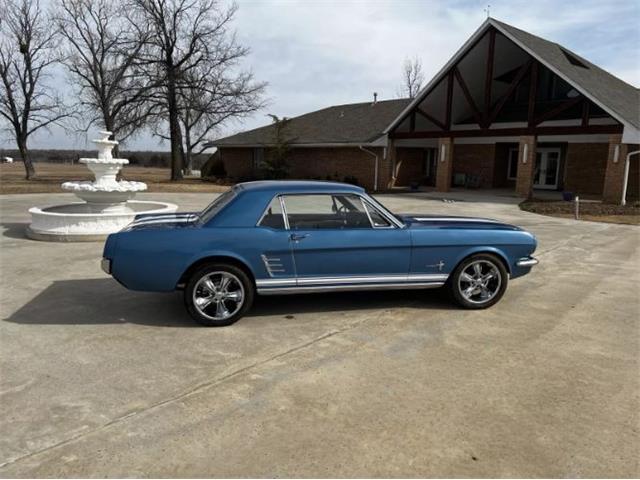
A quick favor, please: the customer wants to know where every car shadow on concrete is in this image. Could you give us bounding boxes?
[4,278,453,327]
[1,222,29,240]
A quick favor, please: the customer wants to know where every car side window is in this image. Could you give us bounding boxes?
[258,196,285,229]
[363,201,392,228]
[283,194,372,230]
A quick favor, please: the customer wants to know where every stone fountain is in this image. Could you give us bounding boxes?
[28,131,177,241]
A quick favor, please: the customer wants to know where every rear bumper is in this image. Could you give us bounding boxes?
[101,258,112,275]
[516,256,539,268]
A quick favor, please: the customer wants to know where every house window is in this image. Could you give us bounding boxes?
[508,148,519,180]
[253,147,265,170]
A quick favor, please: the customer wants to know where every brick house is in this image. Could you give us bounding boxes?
[208,18,639,203]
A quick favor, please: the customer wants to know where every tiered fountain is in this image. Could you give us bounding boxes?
[28,131,177,241]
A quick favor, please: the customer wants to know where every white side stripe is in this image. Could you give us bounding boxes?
[255,273,448,288]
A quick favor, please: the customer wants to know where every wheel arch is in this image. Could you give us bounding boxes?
[451,247,512,275]
[177,253,256,289]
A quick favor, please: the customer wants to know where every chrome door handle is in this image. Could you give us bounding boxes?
[290,233,310,242]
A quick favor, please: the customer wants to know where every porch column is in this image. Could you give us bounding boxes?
[435,137,454,192]
[515,135,536,198]
[602,134,628,204]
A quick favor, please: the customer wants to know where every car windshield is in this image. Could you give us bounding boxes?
[362,193,404,226]
[198,189,236,223]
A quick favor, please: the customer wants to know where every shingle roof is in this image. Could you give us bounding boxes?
[208,98,411,147]
[491,19,640,129]
[211,18,639,148]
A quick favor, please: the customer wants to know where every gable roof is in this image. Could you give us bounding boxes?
[385,18,640,142]
[207,98,411,147]
[492,19,639,130]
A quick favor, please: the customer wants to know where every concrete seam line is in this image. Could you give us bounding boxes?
[0,312,388,469]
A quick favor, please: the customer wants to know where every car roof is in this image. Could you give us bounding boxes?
[234,180,365,194]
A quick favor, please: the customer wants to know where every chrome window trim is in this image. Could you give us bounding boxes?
[255,194,288,230]
[361,198,395,229]
[257,191,404,230]
[360,194,406,229]
[279,195,290,230]
[280,192,401,231]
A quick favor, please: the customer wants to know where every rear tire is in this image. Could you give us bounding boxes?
[450,253,508,309]
[184,263,254,326]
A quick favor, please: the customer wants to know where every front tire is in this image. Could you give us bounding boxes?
[450,253,508,309]
[184,263,254,326]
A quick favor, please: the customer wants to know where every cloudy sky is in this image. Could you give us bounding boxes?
[3,0,639,151]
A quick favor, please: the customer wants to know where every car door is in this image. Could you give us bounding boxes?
[254,195,297,287]
[282,193,411,284]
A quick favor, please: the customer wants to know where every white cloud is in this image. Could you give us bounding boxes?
[2,0,638,150]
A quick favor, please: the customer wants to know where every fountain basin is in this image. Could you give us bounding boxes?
[27,200,178,242]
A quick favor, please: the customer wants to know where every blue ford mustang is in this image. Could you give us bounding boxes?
[102,181,538,326]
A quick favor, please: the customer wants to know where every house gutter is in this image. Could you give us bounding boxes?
[359,145,379,191]
[621,150,639,206]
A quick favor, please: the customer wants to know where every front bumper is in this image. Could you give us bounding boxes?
[516,256,539,268]
[101,258,112,275]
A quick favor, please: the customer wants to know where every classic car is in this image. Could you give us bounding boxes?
[101,181,538,326]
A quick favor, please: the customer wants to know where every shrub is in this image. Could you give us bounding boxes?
[201,152,226,180]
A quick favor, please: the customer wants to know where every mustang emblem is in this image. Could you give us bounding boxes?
[426,260,445,272]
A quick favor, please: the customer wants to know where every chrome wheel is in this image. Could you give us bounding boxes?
[457,259,502,305]
[192,271,245,321]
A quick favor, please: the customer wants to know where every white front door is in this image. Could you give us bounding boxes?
[534,148,561,190]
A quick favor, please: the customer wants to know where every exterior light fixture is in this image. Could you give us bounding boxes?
[613,144,620,163]
[522,144,528,164]
[440,144,446,162]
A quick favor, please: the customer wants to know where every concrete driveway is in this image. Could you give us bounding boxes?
[1,192,638,477]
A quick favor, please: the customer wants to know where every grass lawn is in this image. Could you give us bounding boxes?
[0,162,229,194]
[521,199,640,225]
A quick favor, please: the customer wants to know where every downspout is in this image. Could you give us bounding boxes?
[621,150,639,206]
[359,145,379,191]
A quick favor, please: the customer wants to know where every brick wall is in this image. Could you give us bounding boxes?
[601,136,640,203]
[219,148,253,178]
[563,143,608,195]
[220,146,384,190]
[452,144,496,188]
[287,147,384,190]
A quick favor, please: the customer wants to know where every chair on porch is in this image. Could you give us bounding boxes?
[465,174,483,189]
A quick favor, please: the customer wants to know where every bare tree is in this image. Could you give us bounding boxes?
[0,0,67,179]
[180,69,265,171]
[151,33,266,172]
[398,56,424,99]
[132,0,256,180]
[56,0,150,152]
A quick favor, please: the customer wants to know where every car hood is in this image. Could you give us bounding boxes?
[400,214,521,231]
[122,212,200,231]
